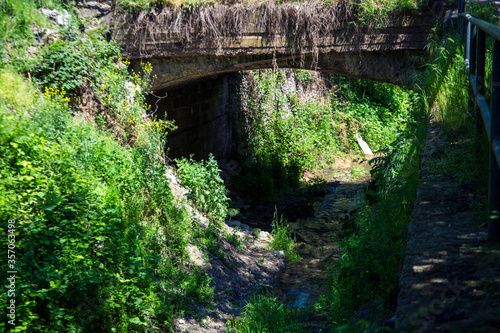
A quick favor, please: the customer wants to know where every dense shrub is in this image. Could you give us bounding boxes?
[0,19,211,330]
[175,153,230,224]
[0,73,218,331]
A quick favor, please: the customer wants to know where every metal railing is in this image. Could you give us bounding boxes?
[458,1,500,242]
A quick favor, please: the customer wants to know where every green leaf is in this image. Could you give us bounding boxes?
[49,280,62,288]
[128,317,146,326]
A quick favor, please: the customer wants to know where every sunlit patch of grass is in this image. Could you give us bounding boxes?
[226,295,304,333]
[349,164,369,180]
[0,67,33,108]
[425,37,470,131]
[270,210,301,262]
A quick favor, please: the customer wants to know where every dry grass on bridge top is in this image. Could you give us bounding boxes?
[116,0,423,15]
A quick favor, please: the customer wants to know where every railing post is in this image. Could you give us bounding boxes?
[465,20,471,67]
[488,40,500,242]
[476,28,486,147]
[458,0,465,39]
[471,25,477,78]
[468,23,478,149]
[477,29,486,96]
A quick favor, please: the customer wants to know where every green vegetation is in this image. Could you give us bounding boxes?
[115,0,423,26]
[423,31,491,187]
[270,210,301,262]
[226,295,303,333]
[466,0,500,23]
[232,4,498,326]
[230,66,423,331]
[0,0,51,66]
[0,68,213,331]
[1,0,494,332]
[235,70,331,200]
[424,4,495,183]
[322,105,426,324]
[175,154,230,224]
[330,76,415,153]
[230,2,498,331]
[32,34,119,93]
[235,69,415,200]
[317,2,496,330]
[355,0,422,26]
[0,2,230,331]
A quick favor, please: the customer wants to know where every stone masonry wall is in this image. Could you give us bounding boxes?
[148,75,239,162]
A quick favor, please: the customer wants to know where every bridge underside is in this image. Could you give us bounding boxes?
[131,49,422,91]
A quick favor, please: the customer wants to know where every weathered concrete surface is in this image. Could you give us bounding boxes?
[395,120,500,332]
[110,0,450,90]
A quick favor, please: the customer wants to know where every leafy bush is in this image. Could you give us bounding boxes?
[0,16,212,332]
[0,0,50,67]
[33,32,121,93]
[329,75,413,153]
[175,153,230,223]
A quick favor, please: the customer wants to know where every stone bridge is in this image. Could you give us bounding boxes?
[110,0,450,90]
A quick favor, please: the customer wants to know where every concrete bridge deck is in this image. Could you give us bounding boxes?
[109,0,450,90]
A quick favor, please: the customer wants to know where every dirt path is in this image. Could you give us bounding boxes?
[395,120,500,332]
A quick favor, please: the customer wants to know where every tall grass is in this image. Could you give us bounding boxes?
[424,31,489,183]
[116,0,423,25]
[270,210,301,262]
[226,295,304,333]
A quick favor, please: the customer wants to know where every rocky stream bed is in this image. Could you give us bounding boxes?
[173,158,373,332]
